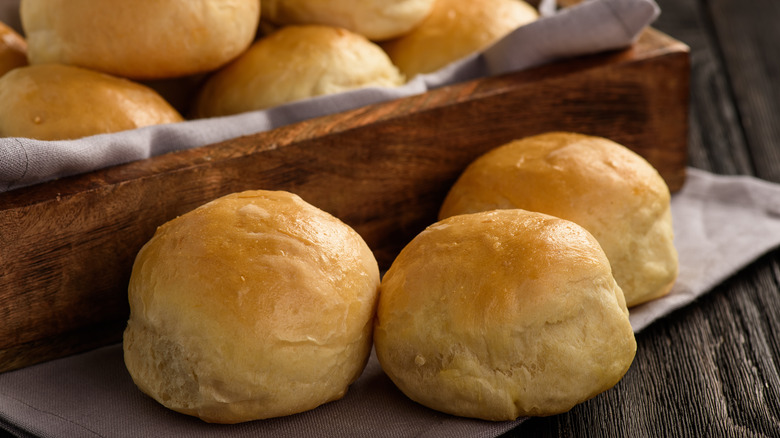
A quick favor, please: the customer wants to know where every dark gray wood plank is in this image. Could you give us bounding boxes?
[707,0,780,182]
[654,0,753,176]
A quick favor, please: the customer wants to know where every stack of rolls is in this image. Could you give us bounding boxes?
[0,0,542,139]
[1,0,262,140]
[196,0,540,117]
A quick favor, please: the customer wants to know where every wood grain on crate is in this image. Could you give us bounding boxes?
[0,28,689,373]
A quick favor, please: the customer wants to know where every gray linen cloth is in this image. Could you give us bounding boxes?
[2,168,780,438]
[0,0,659,192]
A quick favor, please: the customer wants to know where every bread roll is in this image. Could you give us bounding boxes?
[123,190,381,423]
[20,0,260,80]
[0,64,183,140]
[0,21,27,77]
[375,209,636,420]
[439,132,679,307]
[261,0,436,41]
[192,25,404,118]
[381,0,538,78]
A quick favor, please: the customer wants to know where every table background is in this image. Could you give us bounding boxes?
[506,0,780,435]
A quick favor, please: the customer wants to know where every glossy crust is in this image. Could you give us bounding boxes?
[0,64,182,140]
[192,25,404,118]
[123,190,380,423]
[20,0,260,79]
[0,21,27,77]
[261,0,436,41]
[439,132,679,307]
[374,209,637,420]
[381,0,538,78]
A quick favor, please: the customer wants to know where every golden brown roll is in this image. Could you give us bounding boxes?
[381,0,539,78]
[375,209,636,420]
[20,0,261,80]
[0,21,27,77]
[192,25,405,118]
[123,190,381,423]
[0,64,183,140]
[439,132,679,307]
[261,0,436,41]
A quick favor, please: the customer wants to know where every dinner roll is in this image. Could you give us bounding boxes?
[20,0,260,80]
[261,0,436,41]
[0,64,182,140]
[0,21,27,77]
[123,190,381,423]
[375,209,636,420]
[439,132,679,307]
[192,25,404,118]
[381,0,538,78]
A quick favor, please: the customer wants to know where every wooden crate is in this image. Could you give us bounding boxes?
[0,28,689,373]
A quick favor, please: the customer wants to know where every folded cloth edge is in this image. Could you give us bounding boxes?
[629,167,780,332]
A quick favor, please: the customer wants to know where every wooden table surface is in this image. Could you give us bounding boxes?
[506,0,780,436]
